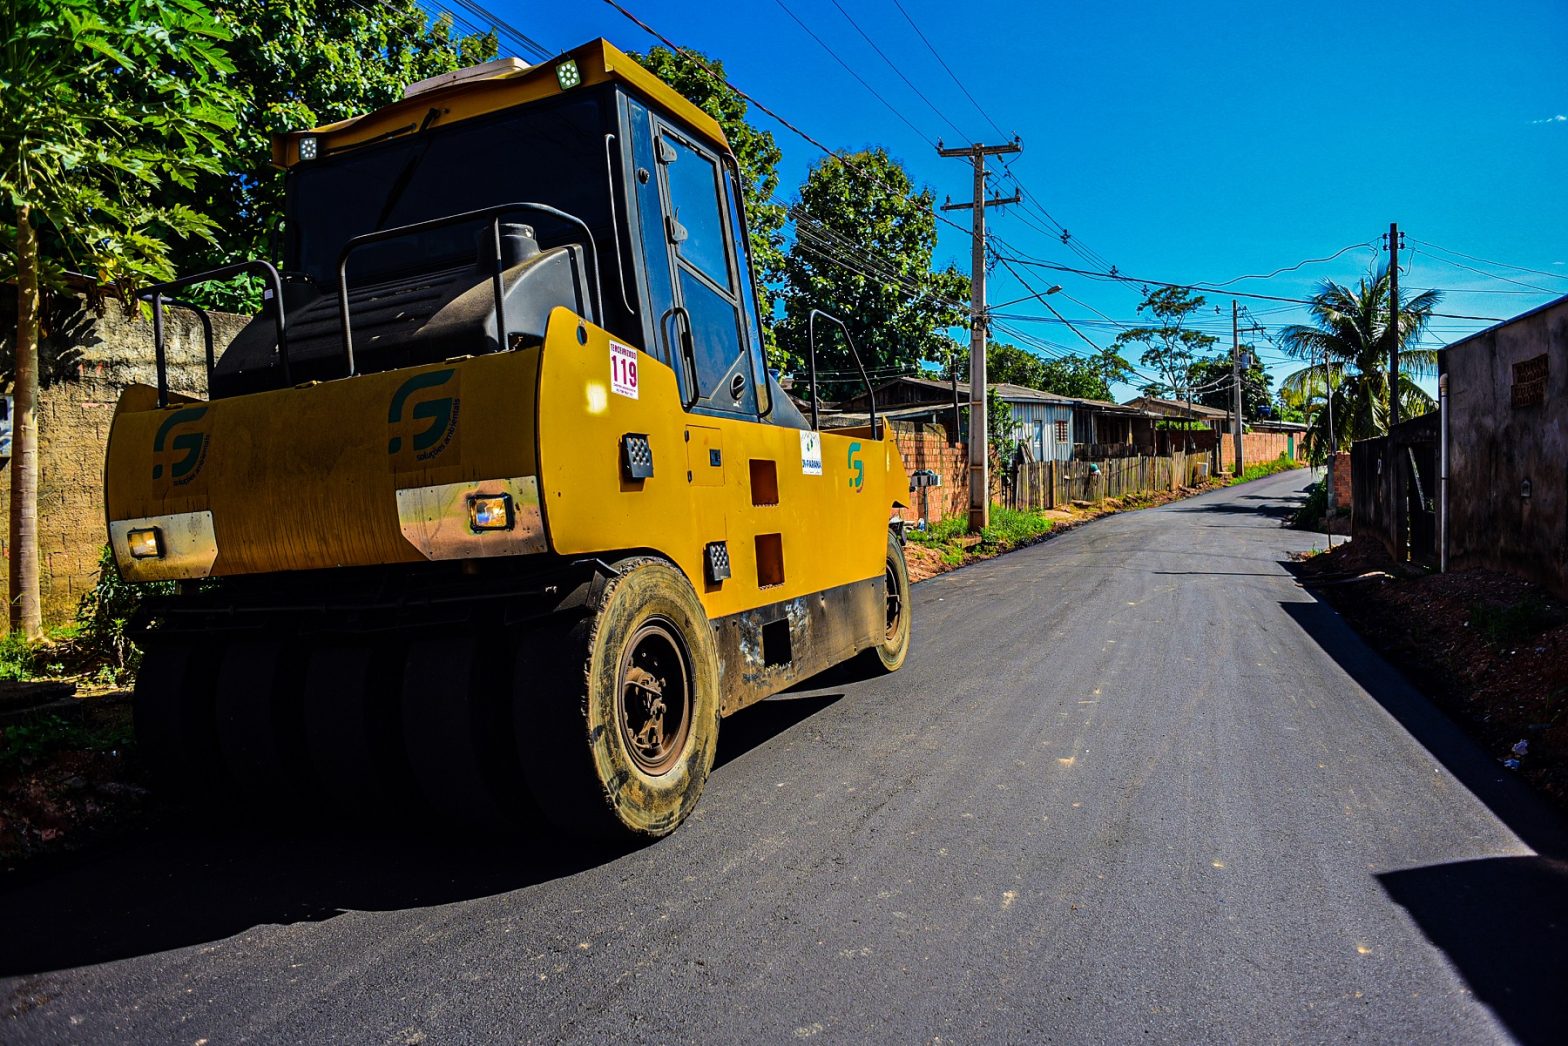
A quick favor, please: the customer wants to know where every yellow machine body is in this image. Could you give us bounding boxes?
[105,309,907,707]
[106,34,912,809]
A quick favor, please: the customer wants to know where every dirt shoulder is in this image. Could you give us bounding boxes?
[1292,539,1568,811]
[903,476,1238,584]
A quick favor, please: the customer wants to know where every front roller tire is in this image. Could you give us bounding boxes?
[516,557,720,840]
[860,530,912,674]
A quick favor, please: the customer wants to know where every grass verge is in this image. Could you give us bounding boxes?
[1228,454,1306,486]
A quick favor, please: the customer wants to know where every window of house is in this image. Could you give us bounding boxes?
[1055,419,1069,443]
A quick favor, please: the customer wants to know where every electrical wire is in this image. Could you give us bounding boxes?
[889,0,1011,142]
[824,0,973,144]
[992,254,1505,321]
[769,0,936,147]
[1411,238,1568,284]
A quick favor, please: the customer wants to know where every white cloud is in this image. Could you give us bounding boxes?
[1530,114,1567,124]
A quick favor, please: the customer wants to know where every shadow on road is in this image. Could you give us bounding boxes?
[1168,499,1301,520]
[1280,597,1568,1043]
[1378,855,1568,1046]
[0,692,841,978]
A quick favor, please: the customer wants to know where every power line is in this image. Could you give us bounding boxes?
[889,0,1011,142]
[1411,238,1568,284]
[596,0,984,248]
[769,0,936,147]
[1201,242,1376,287]
[824,0,973,143]
[1411,249,1561,294]
[993,254,1505,321]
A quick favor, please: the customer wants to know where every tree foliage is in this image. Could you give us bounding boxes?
[778,148,967,398]
[2,0,240,297]
[1187,353,1274,419]
[630,46,786,358]
[160,0,496,308]
[1278,266,1439,456]
[1111,286,1217,403]
[952,342,1112,400]
[2,0,240,638]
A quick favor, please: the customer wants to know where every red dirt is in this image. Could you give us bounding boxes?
[1294,540,1568,810]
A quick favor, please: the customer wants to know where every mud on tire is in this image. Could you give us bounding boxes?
[516,557,720,839]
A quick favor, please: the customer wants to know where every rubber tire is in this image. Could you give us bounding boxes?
[860,530,912,674]
[516,557,720,840]
[302,641,416,818]
[402,631,526,827]
[134,640,225,799]
[214,639,313,810]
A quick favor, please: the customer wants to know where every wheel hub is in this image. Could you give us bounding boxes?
[617,621,692,776]
[883,563,903,641]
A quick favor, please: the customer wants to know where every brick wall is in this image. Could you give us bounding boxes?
[1235,432,1298,467]
[1326,451,1352,511]
[887,421,971,524]
[1,299,246,625]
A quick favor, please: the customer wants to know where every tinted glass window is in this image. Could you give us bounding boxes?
[723,166,769,415]
[663,135,731,290]
[627,98,675,365]
[288,93,609,287]
[680,269,754,414]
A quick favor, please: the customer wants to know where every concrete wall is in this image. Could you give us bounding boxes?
[1444,295,1568,595]
[1,298,246,625]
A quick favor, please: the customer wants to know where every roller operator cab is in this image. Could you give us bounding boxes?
[105,41,912,838]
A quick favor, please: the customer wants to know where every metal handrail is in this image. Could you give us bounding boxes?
[141,260,287,407]
[806,308,878,437]
[335,201,603,376]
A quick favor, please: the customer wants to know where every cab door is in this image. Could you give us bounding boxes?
[652,122,762,418]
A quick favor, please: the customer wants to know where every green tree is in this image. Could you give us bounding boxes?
[631,46,787,360]
[2,0,239,638]
[1187,352,1274,419]
[958,343,1113,400]
[1278,266,1439,457]
[1111,286,1217,405]
[1037,357,1112,400]
[986,385,1016,461]
[163,1,496,308]
[1087,345,1134,393]
[778,148,967,399]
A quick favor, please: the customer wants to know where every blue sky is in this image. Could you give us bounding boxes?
[484,0,1568,401]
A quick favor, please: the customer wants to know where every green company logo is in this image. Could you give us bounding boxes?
[847,441,864,490]
[151,406,210,484]
[388,368,461,464]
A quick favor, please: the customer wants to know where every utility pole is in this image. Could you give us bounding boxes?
[1387,221,1402,428]
[1232,300,1243,476]
[940,138,1020,532]
[1324,347,1336,549]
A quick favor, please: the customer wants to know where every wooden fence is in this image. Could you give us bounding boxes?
[1003,451,1210,511]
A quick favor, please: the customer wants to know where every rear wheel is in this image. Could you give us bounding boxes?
[134,640,224,798]
[402,630,526,827]
[515,558,719,839]
[860,530,912,674]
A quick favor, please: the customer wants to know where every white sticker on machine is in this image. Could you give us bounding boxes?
[609,340,639,399]
[800,430,823,475]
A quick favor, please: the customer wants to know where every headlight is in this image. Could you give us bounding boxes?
[467,493,514,532]
[127,527,163,559]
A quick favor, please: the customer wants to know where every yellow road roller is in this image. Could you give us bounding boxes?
[105,40,911,838]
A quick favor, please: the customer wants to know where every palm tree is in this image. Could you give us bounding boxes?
[1278,265,1440,459]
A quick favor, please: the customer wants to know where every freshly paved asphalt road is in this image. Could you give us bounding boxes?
[5,470,1566,1043]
